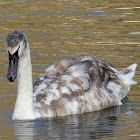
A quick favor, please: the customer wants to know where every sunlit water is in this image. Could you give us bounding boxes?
[0,0,140,139]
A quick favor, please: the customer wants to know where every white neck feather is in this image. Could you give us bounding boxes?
[12,46,34,120]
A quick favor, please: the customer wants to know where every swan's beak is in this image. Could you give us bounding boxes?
[7,50,19,82]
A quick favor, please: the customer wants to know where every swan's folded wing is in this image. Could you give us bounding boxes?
[33,57,115,117]
[33,60,92,102]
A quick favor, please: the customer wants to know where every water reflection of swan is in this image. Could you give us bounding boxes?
[13,100,136,140]
[6,31,137,120]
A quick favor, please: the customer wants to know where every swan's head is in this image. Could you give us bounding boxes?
[6,31,28,82]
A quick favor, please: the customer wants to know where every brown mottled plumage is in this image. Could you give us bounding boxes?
[33,56,137,118]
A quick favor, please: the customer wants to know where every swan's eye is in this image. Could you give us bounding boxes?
[110,73,115,78]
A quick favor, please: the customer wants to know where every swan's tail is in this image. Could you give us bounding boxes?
[110,63,137,85]
[109,64,137,101]
[117,63,137,85]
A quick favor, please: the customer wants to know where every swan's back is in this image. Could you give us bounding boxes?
[33,56,137,118]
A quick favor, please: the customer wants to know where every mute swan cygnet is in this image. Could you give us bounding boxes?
[6,31,137,120]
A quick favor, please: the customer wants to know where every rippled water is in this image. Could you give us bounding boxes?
[0,0,140,139]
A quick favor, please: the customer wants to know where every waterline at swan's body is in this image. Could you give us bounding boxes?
[6,31,137,120]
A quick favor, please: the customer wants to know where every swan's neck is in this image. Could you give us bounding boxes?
[12,47,34,120]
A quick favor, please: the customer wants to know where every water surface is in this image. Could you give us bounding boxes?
[0,0,140,139]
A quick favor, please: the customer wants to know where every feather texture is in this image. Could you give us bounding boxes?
[33,56,137,118]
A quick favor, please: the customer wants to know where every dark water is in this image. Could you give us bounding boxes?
[0,0,140,139]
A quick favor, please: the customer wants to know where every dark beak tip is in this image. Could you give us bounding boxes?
[7,75,15,82]
[9,79,14,82]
